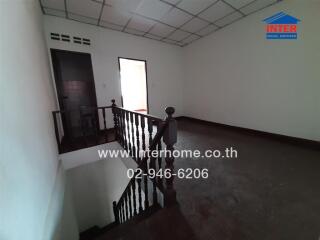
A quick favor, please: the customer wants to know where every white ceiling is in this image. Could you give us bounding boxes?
[40,0,281,47]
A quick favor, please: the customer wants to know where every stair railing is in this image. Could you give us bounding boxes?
[52,106,113,153]
[111,100,177,224]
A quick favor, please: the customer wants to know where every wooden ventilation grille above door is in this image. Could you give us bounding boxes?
[50,33,91,46]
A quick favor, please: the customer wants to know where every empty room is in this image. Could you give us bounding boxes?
[1,0,319,240]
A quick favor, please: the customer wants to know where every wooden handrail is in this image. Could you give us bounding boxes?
[114,106,162,123]
[51,105,114,153]
[52,105,112,114]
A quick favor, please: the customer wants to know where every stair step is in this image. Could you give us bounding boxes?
[95,204,196,240]
[81,205,161,240]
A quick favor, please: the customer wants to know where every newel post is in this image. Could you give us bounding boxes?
[113,201,119,224]
[111,99,118,140]
[163,107,177,207]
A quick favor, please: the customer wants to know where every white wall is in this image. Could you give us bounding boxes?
[60,141,141,231]
[58,179,79,240]
[67,157,132,232]
[60,141,129,170]
[183,0,320,141]
[0,1,75,240]
[44,16,184,120]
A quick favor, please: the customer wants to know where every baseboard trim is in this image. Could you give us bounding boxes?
[176,116,320,150]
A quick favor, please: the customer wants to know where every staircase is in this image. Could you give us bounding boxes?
[79,100,178,240]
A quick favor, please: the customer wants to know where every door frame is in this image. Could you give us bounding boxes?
[117,57,150,114]
[50,48,99,138]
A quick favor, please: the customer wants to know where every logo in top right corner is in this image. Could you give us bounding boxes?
[263,12,301,40]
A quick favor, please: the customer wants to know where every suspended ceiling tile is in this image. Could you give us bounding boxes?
[167,29,190,41]
[224,0,255,9]
[215,11,243,27]
[240,0,278,15]
[105,0,143,12]
[163,38,179,45]
[124,28,145,36]
[67,0,102,19]
[145,33,163,40]
[181,17,208,32]
[148,22,175,37]
[181,34,201,44]
[43,8,66,18]
[100,21,124,31]
[199,1,234,22]
[68,13,99,25]
[127,15,157,32]
[101,6,133,26]
[135,0,172,20]
[161,0,182,5]
[177,0,216,15]
[196,24,218,36]
[41,0,65,11]
[41,0,281,47]
[161,8,193,27]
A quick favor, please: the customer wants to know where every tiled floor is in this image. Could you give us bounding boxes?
[173,118,320,240]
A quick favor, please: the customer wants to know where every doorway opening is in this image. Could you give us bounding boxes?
[118,57,148,114]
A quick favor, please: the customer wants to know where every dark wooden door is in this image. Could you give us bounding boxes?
[51,49,98,139]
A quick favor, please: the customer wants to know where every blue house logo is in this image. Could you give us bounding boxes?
[263,12,301,39]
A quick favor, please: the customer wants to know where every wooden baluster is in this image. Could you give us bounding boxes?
[141,117,146,152]
[123,111,127,149]
[157,122,163,186]
[143,166,149,209]
[117,109,122,145]
[125,193,129,220]
[127,112,132,157]
[122,200,126,222]
[131,112,136,160]
[135,114,140,163]
[132,180,137,215]
[129,183,134,217]
[121,200,124,222]
[115,108,120,144]
[148,118,157,205]
[163,107,177,207]
[126,112,131,157]
[118,109,123,147]
[94,107,99,144]
[140,116,149,209]
[125,191,129,220]
[129,112,133,155]
[121,199,124,222]
[122,111,127,150]
[111,99,119,141]
[102,107,107,130]
[119,109,124,147]
[113,201,119,224]
[150,155,158,206]
[125,111,130,151]
[127,189,132,219]
[148,118,153,147]
[102,107,108,142]
[137,178,143,213]
[119,201,123,223]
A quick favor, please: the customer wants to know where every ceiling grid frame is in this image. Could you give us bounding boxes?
[40,0,282,47]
